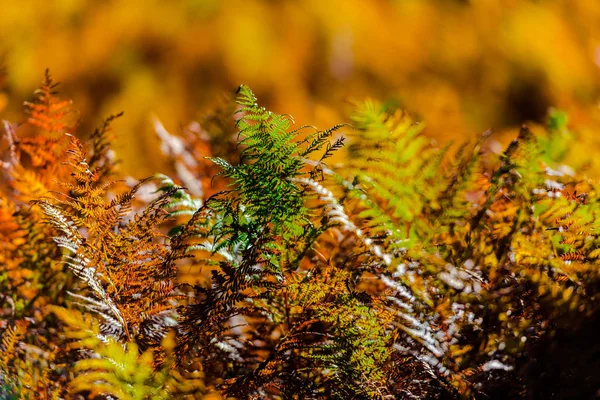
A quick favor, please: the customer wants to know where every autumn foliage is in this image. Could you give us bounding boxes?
[1,72,600,399]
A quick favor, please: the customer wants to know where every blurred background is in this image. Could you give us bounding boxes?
[1,0,600,177]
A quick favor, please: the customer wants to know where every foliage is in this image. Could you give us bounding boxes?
[1,72,600,399]
[49,306,203,399]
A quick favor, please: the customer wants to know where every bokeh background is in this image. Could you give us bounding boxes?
[1,0,600,176]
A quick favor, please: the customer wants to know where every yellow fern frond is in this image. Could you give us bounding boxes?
[0,319,28,370]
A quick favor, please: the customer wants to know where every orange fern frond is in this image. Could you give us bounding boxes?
[24,69,76,137]
[560,251,586,262]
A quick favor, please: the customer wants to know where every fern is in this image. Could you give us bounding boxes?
[35,135,187,349]
[50,306,204,399]
[2,71,600,399]
[177,85,403,399]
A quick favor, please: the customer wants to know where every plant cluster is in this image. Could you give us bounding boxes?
[1,72,599,399]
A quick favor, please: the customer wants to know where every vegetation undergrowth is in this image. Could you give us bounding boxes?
[1,71,599,399]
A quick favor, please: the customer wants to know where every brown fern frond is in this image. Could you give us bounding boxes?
[35,136,187,352]
[88,112,123,182]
